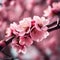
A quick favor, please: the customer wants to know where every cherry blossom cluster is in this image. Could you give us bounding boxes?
[6,16,49,53]
[0,0,60,60]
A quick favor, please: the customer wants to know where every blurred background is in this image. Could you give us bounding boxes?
[0,0,60,60]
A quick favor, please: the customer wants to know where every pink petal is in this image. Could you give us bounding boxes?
[19,36,33,46]
[30,28,49,42]
[6,28,12,37]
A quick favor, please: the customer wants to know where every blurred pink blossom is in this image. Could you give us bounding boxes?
[44,6,52,17]
[44,2,60,17]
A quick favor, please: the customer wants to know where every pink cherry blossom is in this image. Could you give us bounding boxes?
[6,17,32,37]
[6,16,49,53]
[52,2,60,13]
[6,22,19,37]
[30,26,49,42]
[33,16,49,31]
[44,2,60,17]
[18,17,32,36]
[12,39,26,54]
[30,16,49,42]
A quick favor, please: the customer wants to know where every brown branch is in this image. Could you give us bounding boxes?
[0,36,15,51]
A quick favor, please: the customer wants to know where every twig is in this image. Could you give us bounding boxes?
[0,36,15,51]
[47,19,60,32]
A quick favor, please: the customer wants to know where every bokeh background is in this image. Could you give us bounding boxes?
[0,0,60,60]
